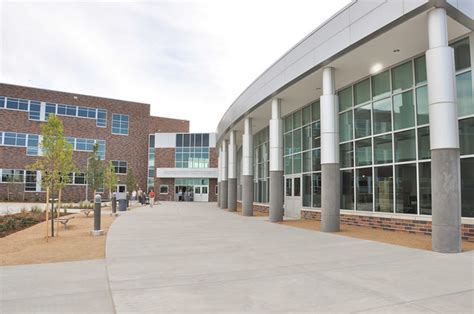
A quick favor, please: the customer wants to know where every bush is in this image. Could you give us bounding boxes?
[30,205,42,213]
[4,218,17,230]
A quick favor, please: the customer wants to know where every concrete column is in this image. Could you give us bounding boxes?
[220,140,228,209]
[426,8,461,253]
[269,99,284,222]
[217,149,221,207]
[320,67,340,232]
[228,131,237,211]
[242,117,254,216]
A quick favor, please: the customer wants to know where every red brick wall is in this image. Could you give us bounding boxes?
[155,148,175,168]
[0,83,187,202]
[209,178,217,202]
[209,147,218,168]
[301,209,474,242]
[155,178,175,201]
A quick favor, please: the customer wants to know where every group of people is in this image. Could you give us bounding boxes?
[131,189,155,207]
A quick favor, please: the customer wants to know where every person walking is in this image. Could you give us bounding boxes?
[149,190,155,207]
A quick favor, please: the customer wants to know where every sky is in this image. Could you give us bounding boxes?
[1,0,351,132]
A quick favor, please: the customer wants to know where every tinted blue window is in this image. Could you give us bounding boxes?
[76,138,86,150]
[4,132,16,145]
[27,135,39,155]
[29,101,41,120]
[66,105,77,116]
[0,96,4,108]
[18,100,28,111]
[78,107,88,117]
[6,98,19,109]
[112,114,129,135]
[57,104,66,115]
[16,133,27,146]
[88,108,96,118]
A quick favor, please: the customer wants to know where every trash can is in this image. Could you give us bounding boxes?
[118,199,127,211]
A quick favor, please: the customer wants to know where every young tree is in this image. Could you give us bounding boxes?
[104,160,118,199]
[126,168,137,195]
[28,114,76,238]
[86,143,104,197]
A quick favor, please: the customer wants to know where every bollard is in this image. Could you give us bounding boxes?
[111,192,118,216]
[90,194,104,236]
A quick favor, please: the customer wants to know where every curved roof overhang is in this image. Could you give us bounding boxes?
[216,0,473,146]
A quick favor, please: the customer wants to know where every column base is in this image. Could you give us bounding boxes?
[269,171,284,222]
[321,163,340,232]
[217,182,221,207]
[90,230,104,236]
[228,178,237,212]
[220,180,228,209]
[431,148,461,253]
[242,175,254,216]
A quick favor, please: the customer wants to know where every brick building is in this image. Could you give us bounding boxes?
[0,83,217,202]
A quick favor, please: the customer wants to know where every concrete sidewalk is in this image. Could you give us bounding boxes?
[0,259,115,313]
[105,202,474,313]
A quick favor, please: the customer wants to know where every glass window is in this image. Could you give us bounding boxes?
[302,105,311,125]
[395,163,417,214]
[74,173,86,185]
[414,55,427,84]
[341,170,354,210]
[293,153,302,174]
[339,111,353,142]
[393,90,415,130]
[452,38,471,71]
[293,110,302,129]
[203,134,209,147]
[356,168,373,211]
[29,101,41,120]
[78,107,88,117]
[373,98,392,134]
[355,139,372,166]
[355,103,372,138]
[419,162,431,215]
[284,156,292,175]
[392,61,413,92]
[27,135,39,156]
[45,103,56,119]
[4,132,16,146]
[372,70,391,99]
[112,114,129,135]
[457,71,473,117]
[293,129,302,153]
[312,149,321,171]
[461,158,474,217]
[303,151,311,173]
[312,173,322,207]
[459,118,474,156]
[340,142,353,168]
[25,170,37,191]
[312,101,320,121]
[312,122,320,148]
[0,96,4,108]
[18,100,28,111]
[395,130,416,162]
[16,133,26,146]
[160,185,169,194]
[284,133,292,155]
[112,160,127,174]
[66,105,77,116]
[375,166,393,213]
[57,104,66,115]
[339,87,352,111]
[374,134,392,164]
[97,109,107,127]
[303,174,311,207]
[284,115,293,133]
[354,79,370,105]
[6,98,19,109]
[302,125,311,151]
[416,86,429,125]
[418,127,430,160]
[76,138,86,151]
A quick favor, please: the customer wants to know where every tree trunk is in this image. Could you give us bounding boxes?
[45,188,50,242]
[56,189,62,237]
[50,197,55,237]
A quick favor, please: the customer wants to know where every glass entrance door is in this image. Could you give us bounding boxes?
[194,185,209,202]
[284,175,302,218]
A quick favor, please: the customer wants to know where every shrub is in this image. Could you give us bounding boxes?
[4,218,17,230]
[30,205,42,213]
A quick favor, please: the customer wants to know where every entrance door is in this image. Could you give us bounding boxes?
[194,185,209,202]
[284,175,302,218]
[116,184,126,200]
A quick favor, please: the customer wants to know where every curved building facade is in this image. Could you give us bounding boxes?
[216,0,474,253]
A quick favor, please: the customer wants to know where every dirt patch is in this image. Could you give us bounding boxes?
[0,213,115,266]
[235,206,269,217]
[278,219,474,252]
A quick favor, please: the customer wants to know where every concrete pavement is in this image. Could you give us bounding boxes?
[105,202,474,313]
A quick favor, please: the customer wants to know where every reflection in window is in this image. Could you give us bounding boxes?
[392,61,413,92]
[303,174,311,207]
[393,90,415,130]
[461,158,474,217]
[416,86,429,125]
[356,168,373,211]
[312,173,322,207]
[374,134,392,164]
[457,71,473,117]
[339,111,353,142]
[355,103,372,138]
[354,79,370,105]
[372,70,391,99]
[395,130,416,162]
[373,98,392,134]
[355,139,372,166]
[419,162,431,215]
[418,127,430,160]
[340,142,353,168]
[341,170,354,210]
[375,166,393,212]
[395,164,417,214]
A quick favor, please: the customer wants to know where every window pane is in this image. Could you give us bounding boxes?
[356,168,373,211]
[393,90,415,130]
[452,38,471,71]
[339,111,353,142]
[395,163,417,214]
[461,158,474,217]
[419,162,431,215]
[416,86,429,125]
[392,61,413,92]
[303,174,311,207]
[374,134,392,164]
[457,71,473,117]
[286,178,292,196]
[375,166,393,213]
[284,156,292,175]
[293,153,301,174]
[284,133,292,155]
[395,130,416,162]
[414,55,427,84]
[302,105,311,125]
[293,110,302,129]
[312,101,320,121]
[312,149,321,171]
[459,118,474,155]
[355,103,371,138]
[340,142,353,168]
[312,122,320,148]
[302,125,311,151]
[312,173,322,207]
[371,70,390,99]
[354,79,370,105]
[293,129,302,153]
[339,87,352,111]
[341,170,354,210]
[373,98,392,134]
[284,115,292,133]
[355,139,372,166]
[418,127,430,160]
[303,151,311,173]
